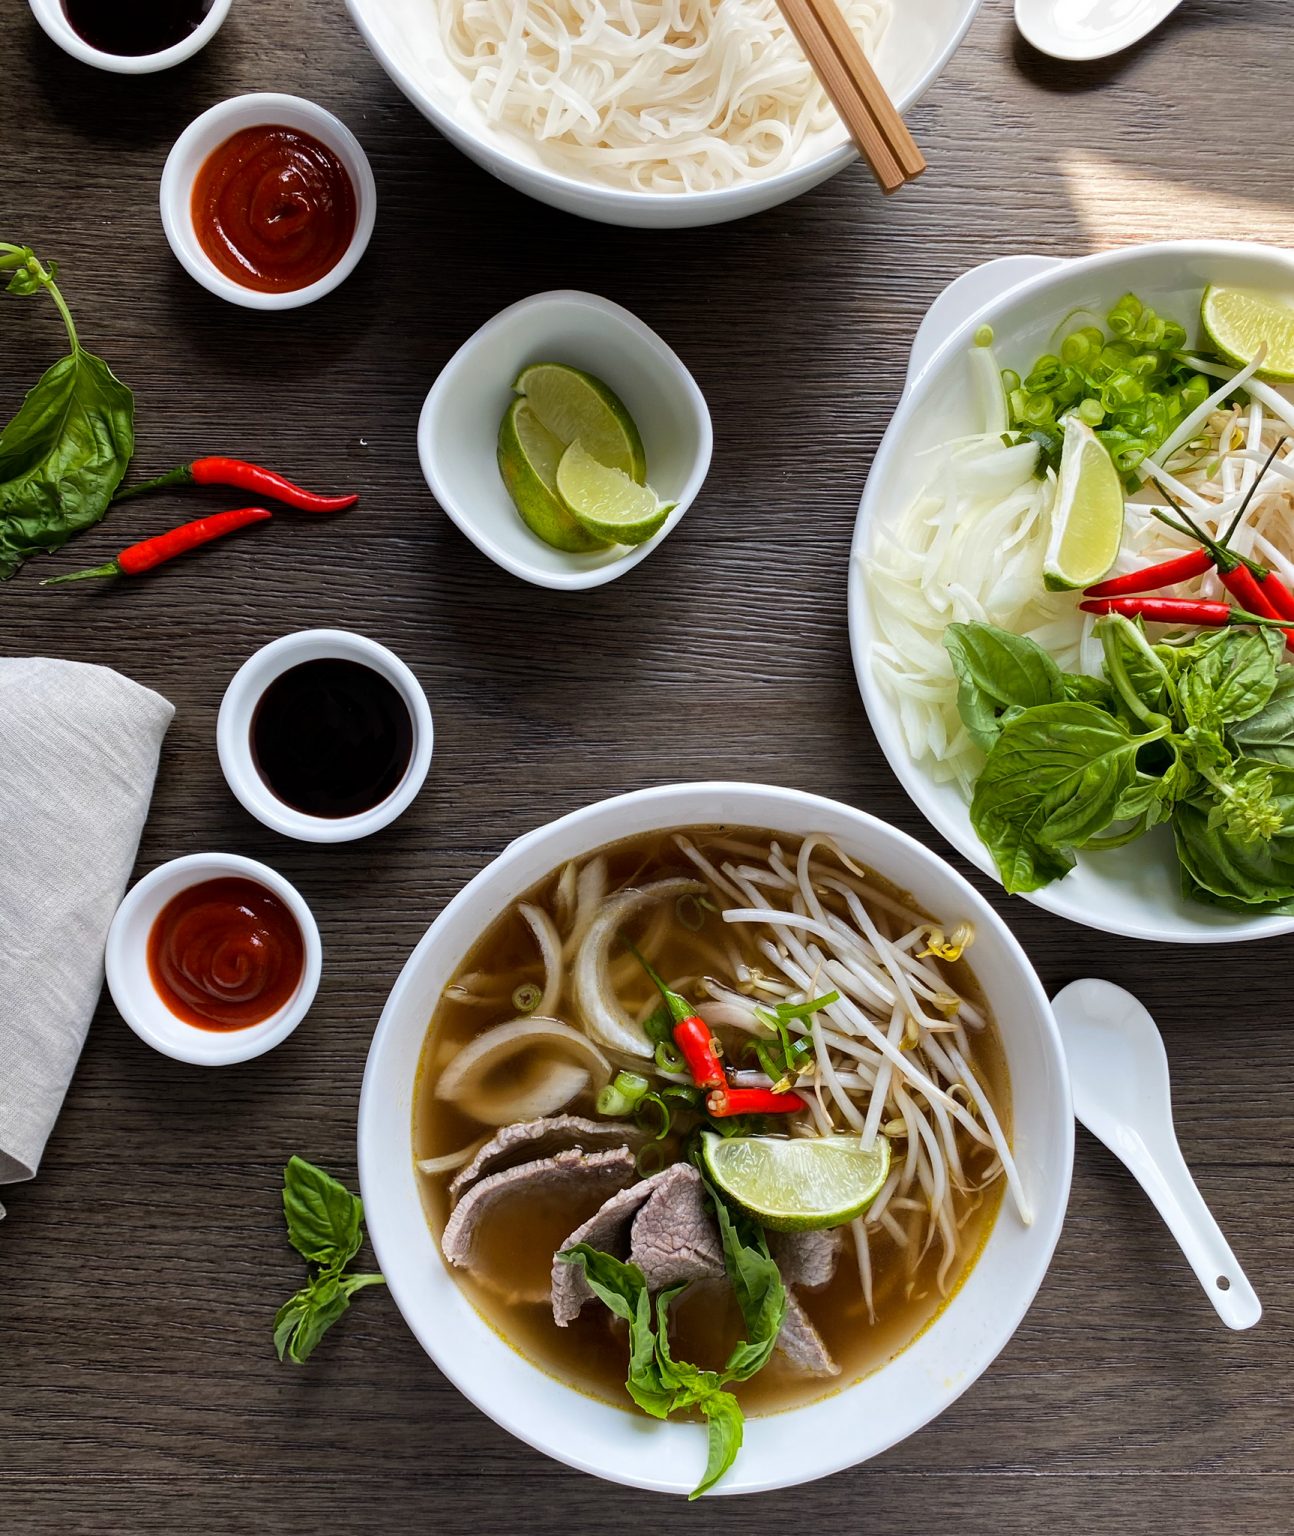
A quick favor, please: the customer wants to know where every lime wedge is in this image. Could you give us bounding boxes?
[513,362,647,484]
[1201,285,1294,382]
[555,441,672,546]
[497,400,610,554]
[700,1130,891,1232]
[1043,415,1125,591]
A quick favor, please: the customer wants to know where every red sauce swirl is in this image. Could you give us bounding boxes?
[148,876,305,1031]
[192,125,357,293]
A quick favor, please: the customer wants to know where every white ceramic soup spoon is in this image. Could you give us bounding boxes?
[1014,0,1184,62]
[1051,978,1261,1330]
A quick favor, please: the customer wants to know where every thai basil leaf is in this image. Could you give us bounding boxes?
[1228,668,1294,767]
[283,1154,363,1267]
[275,1273,354,1364]
[1062,671,1115,708]
[693,1390,745,1500]
[944,622,1065,753]
[709,1189,786,1382]
[970,702,1159,892]
[1095,613,1174,723]
[1179,628,1281,734]
[1172,764,1294,909]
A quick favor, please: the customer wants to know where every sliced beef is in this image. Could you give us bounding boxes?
[441,1146,635,1304]
[448,1114,641,1203]
[776,1293,839,1377]
[551,1173,664,1325]
[628,1164,725,1290]
[770,1227,842,1290]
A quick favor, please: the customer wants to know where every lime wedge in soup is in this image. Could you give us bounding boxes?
[1201,285,1294,382]
[556,441,672,546]
[701,1130,891,1233]
[1043,414,1125,591]
[497,399,609,554]
[513,362,647,483]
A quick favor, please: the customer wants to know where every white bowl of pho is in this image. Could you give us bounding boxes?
[359,781,1071,1496]
[343,0,983,228]
[850,240,1294,944]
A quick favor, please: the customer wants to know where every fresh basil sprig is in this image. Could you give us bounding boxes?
[559,1180,785,1499]
[0,243,133,579]
[275,1156,385,1365]
[948,616,1294,912]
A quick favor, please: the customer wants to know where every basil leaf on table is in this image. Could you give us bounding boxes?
[282,1153,364,1267]
[944,622,1065,753]
[1228,669,1294,767]
[275,1157,384,1365]
[969,702,1164,893]
[0,244,133,578]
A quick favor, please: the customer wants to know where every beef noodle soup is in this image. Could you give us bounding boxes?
[412,827,1021,1493]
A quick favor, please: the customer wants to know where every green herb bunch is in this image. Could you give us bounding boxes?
[1003,293,1211,483]
[275,1156,386,1365]
[947,617,1294,912]
[0,243,133,578]
[559,1178,785,1499]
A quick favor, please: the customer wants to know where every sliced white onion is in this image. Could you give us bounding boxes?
[433,1017,610,1126]
[519,902,563,1018]
[416,1135,490,1176]
[573,877,705,1057]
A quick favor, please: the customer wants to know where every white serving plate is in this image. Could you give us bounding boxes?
[849,240,1294,945]
[345,0,982,229]
[359,782,1072,1496]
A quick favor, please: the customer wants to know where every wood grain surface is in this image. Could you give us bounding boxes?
[2,1,1292,1531]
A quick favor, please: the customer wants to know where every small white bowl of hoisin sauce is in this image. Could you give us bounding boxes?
[106,852,322,1066]
[217,629,434,844]
[29,0,232,75]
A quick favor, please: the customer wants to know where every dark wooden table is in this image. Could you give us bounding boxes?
[3,2,1292,1531]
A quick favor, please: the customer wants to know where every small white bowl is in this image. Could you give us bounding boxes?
[217,628,434,844]
[106,853,322,1066]
[159,92,376,311]
[419,291,712,591]
[29,0,232,74]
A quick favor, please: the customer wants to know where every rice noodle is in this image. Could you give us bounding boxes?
[436,0,893,193]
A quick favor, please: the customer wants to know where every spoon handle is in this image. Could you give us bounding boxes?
[1115,1129,1261,1331]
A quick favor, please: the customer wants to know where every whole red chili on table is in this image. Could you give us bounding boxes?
[115,457,358,513]
[41,506,271,585]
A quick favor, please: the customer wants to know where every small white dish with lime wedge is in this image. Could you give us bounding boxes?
[419,291,712,591]
[849,240,1294,945]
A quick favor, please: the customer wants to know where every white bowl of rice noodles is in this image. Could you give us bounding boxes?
[359,781,1071,1496]
[344,0,982,227]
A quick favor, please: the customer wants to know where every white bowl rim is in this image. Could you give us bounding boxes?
[358,779,1073,1495]
[27,0,232,74]
[418,289,713,591]
[344,0,982,218]
[216,627,434,843]
[849,237,1294,946]
[105,851,322,1065]
[158,92,377,311]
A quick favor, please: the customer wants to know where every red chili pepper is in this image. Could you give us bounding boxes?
[706,1085,807,1118]
[1256,569,1294,624]
[1085,549,1215,598]
[41,507,272,585]
[1081,596,1235,626]
[116,457,358,513]
[1222,566,1294,653]
[673,1016,726,1091]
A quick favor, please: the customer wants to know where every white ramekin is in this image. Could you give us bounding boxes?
[217,629,433,843]
[106,852,322,1066]
[28,0,232,74]
[159,93,376,311]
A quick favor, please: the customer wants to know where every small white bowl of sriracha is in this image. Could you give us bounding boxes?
[419,290,712,591]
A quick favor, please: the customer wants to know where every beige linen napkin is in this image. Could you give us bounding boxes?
[0,657,173,1211]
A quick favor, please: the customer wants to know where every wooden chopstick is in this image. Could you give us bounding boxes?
[775,0,925,193]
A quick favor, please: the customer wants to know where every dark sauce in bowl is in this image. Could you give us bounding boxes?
[251,658,414,819]
[148,876,304,1031]
[64,0,213,56]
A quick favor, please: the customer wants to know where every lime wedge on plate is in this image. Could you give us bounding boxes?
[556,441,672,546]
[700,1130,891,1232]
[498,400,610,554]
[1201,285,1294,382]
[513,362,647,483]
[1043,415,1125,591]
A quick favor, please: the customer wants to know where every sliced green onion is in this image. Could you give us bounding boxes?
[635,1142,667,1177]
[512,982,542,1014]
[655,1040,685,1074]
[597,1069,652,1118]
[675,893,705,932]
[635,1092,672,1141]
